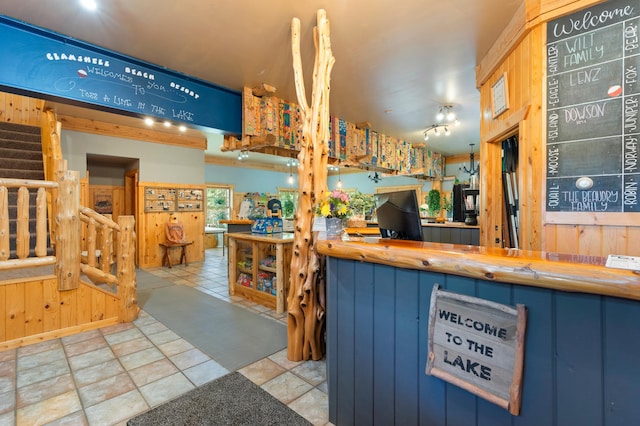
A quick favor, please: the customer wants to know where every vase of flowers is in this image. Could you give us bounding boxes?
[315,189,352,237]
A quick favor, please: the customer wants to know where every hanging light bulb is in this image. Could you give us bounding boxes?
[454,119,460,127]
[446,110,456,122]
[336,168,343,189]
[436,108,444,122]
[424,132,429,141]
[434,127,441,136]
[287,162,295,185]
[444,127,450,136]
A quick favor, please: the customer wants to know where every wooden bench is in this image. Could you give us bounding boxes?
[160,241,193,268]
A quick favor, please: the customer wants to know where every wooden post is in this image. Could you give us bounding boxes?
[35,187,48,257]
[55,170,81,290]
[117,215,139,322]
[0,187,8,261]
[16,187,29,259]
[287,9,335,361]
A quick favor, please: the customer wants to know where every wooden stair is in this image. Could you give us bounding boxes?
[0,122,50,259]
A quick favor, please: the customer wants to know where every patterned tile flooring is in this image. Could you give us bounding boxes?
[0,247,330,426]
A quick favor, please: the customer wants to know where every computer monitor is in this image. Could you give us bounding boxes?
[374,190,424,241]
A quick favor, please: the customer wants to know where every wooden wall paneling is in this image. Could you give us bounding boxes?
[554,225,579,255]
[137,182,205,268]
[59,115,207,150]
[77,283,92,324]
[529,25,545,251]
[105,294,118,319]
[43,278,60,332]
[92,290,106,321]
[0,92,44,126]
[625,227,640,256]
[0,286,4,342]
[59,289,76,329]
[577,225,603,257]
[5,283,25,341]
[24,280,44,337]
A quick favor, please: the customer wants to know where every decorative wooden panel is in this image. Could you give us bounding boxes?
[137,182,205,268]
[327,257,640,426]
[478,0,638,256]
[0,276,121,350]
[0,92,44,126]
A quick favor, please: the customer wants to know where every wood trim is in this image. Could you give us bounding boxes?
[0,317,119,351]
[476,0,527,87]
[205,154,290,173]
[317,239,640,301]
[545,212,640,226]
[476,0,606,87]
[482,105,530,144]
[527,0,606,27]
[59,114,207,150]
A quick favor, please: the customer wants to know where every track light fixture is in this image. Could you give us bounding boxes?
[423,124,451,141]
[424,105,460,140]
[436,105,458,124]
[237,150,249,160]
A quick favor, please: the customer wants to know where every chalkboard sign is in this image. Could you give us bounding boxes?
[0,16,241,134]
[546,0,640,214]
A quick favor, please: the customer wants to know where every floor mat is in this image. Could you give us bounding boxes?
[127,371,311,426]
[136,271,287,371]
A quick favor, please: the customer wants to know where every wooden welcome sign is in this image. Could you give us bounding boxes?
[426,284,527,415]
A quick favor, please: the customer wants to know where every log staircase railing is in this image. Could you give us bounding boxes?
[0,175,139,323]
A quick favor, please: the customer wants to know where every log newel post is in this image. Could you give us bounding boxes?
[117,215,139,322]
[287,9,334,361]
[55,170,81,290]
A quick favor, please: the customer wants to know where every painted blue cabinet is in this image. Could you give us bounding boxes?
[326,257,640,426]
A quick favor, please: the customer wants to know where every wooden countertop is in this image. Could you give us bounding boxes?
[219,219,253,225]
[227,232,294,244]
[317,238,640,302]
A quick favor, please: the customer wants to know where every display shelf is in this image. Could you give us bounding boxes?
[227,232,293,313]
[144,186,204,212]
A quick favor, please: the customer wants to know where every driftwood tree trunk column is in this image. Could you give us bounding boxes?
[287,9,335,361]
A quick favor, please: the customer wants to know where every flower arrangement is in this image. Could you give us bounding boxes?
[315,189,352,219]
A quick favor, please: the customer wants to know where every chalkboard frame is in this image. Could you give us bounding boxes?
[543,0,640,225]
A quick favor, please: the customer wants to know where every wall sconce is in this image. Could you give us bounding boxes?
[463,143,480,176]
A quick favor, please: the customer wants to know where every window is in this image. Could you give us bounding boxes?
[206,185,232,227]
[277,187,298,219]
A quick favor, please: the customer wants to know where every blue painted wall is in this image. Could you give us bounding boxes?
[327,256,640,426]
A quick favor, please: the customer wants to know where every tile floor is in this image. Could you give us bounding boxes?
[0,247,330,426]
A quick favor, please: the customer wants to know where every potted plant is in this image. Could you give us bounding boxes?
[315,189,352,236]
[442,193,453,221]
[350,191,375,219]
[426,189,441,220]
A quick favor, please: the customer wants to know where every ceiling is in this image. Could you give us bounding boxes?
[0,0,521,161]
